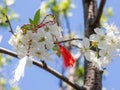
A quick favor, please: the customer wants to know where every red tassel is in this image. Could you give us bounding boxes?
[58,44,75,67]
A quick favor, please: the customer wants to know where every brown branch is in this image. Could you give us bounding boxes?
[4,14,15,36]
[0,47,86,90]
[0,47,18,57]
[54,38,82,44]
[93,0,106,26]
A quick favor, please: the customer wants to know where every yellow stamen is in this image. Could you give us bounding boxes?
[91,41,98,47]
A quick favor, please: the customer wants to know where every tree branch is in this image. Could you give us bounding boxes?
[93,0,106,26]
[4,14,15,36]
[83,0,103,90]
[54,38,82,44]
[0,47,86,90]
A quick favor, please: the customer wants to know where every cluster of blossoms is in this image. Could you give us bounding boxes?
[8,12,120,85]
[9,17,62,60]
[78,23,120,70]
[9,14,75,85]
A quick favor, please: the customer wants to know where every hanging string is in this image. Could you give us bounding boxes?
[26,39,32,57]
[36,14,56,31]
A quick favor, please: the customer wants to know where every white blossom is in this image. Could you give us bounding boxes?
[79,38,96,62]
[47,23,62,39]
[90,28,106,49]
[9,15,63,84]
[6,0,15,6]
[84,23,120,70]
[99,49,112,67]
[103,23,119,34]
[79,38,102,69]
[90,28,105,41]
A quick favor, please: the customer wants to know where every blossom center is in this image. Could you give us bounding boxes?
[91,41,98,47]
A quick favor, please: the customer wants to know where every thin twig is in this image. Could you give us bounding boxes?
[4,14,15,36]
[93,0,106,26]
[54,38,83,44]
[0,47,86,90]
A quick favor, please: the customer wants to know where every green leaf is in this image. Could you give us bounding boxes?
[21,24,34,34]
[33,9,40,25]
[76,66,84,77]
[29,18,34,24]
[22,25,31,30]
[56,50,61,57]
[53,46,61,57]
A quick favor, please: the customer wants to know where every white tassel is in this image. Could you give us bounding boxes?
[26,56,33,67]
[11,56,32,86]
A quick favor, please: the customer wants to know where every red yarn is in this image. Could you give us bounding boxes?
[58,43,75,67]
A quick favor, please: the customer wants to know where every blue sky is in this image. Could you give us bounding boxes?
[0,0,120,90]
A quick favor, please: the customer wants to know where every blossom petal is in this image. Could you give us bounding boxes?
[83,38,90,48]
[94,28,104,36]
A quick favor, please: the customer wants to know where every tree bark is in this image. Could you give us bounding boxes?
[83,0,102,90]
